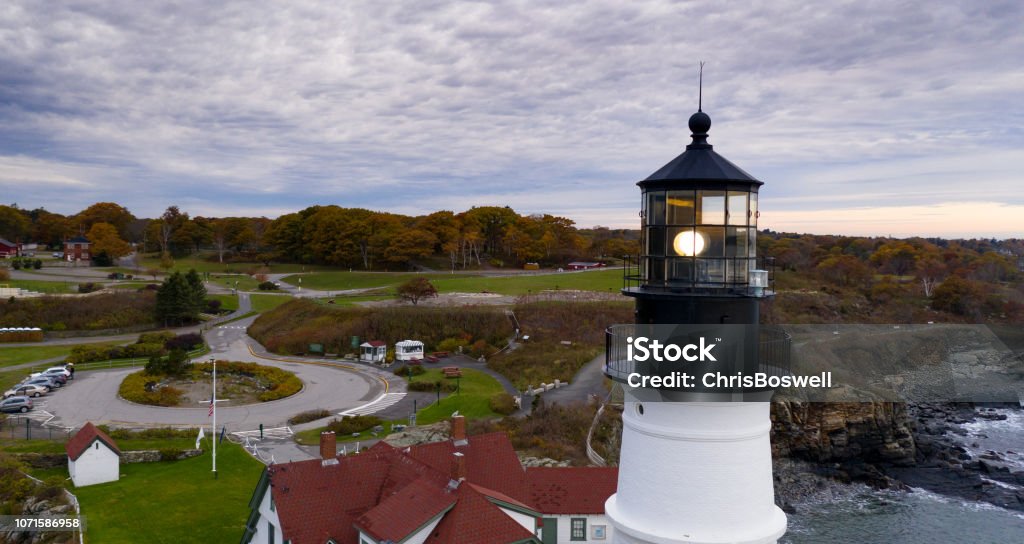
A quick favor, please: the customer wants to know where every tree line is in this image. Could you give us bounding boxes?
[0,202,639,269]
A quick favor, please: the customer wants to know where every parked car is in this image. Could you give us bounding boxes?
[4,384,47,398]
[21,377,58,391]
[52,252,64,258]
[0,396,33,413]
[31,367,71,380]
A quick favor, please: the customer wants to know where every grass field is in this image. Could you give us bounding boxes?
[0,341,121,369]
[293,420,404,447]
[134,254,332,276]
[207,294,240,312]
[69,442,263,543]
[413,368,506,425]
[249,294,292,313]
[2,436,198,455]
[282,268,623,295]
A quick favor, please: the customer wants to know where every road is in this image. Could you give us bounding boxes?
[40,314,394,432]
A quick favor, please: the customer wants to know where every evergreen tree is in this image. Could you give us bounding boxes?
[155,271,195,325]
[184,268,207,316]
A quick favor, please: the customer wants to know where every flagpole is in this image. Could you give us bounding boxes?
[212,358,217,480]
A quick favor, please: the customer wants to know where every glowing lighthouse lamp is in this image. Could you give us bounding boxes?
[603,78,788,543]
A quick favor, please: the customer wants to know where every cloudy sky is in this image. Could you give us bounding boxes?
[1,1,1022,237]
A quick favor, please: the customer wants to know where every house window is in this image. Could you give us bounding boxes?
[267,522,275,544]
[571,518,587,541]
[269,495,275,511]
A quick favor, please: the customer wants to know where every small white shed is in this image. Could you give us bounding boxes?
[394,340,425,361]
[359,341,387,364]
[66,422,121,487]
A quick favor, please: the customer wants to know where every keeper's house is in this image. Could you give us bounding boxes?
[66,422,121,487]
[241,416,617,544]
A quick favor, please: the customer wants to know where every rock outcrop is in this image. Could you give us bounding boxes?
[771,400,916,466]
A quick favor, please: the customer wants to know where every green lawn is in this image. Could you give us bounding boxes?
[72,442,263,543]
[0,341,121,369]
[282,268,623,295]
[414,368,506,425]
[207,294,240,312]
[249,294,292,313]
[211,274,260,292]
[2,279,78,294]
[134,254,332,275]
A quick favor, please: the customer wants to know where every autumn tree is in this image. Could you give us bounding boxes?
[396,277,438,305]
[0,205,31,241]
[870,241,918,277]
[86,222,132,266]
[74,202,135,238]
[815,254,872,287]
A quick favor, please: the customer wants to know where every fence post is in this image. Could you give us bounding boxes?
[26,418,30,440]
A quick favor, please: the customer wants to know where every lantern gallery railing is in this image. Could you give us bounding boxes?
[622,255,776,296]
[604,324,792,394]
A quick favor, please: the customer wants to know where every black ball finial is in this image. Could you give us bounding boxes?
[689,111,711,135]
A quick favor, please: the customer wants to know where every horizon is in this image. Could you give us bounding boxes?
[2,1,1022,239]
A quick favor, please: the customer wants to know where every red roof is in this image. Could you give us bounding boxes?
[407,433,527,499]
[357,477,455,542]
[260,430,617,544]
[65,422,121,461]
[526,466,618,514]
[425,483,537,544]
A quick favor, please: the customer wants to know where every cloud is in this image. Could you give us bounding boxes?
[0,0,1021,237]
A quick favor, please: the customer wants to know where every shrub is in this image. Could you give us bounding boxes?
[249,300,511,356]
[489,393,517,415]
[0,268,8,282]
[165,333,204,351]
[99,426,197,440]
[288,409,331,425]
[324,415,381,435]
[488,341,600,389]
[118,372,183,406]
[158,448,186,461]
[205,299,222,313]
[0,292,155,331]
[407,380,457,393]
[145,349,190,376]
[77,283,101,293]
[32,260,41,270]
[393,364,426,377]
[258,281,279,291]
[436,337,469,353]
[138,331,175,344]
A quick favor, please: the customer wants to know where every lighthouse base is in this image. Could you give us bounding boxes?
[605,400,786,544]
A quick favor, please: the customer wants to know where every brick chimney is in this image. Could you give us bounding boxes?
[451,415,467,446]
[319,431,336,461]
[452,452,466,481]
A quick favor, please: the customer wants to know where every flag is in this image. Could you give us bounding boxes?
[219,426,226,444]
[208,397,214,417]
[196,427,205,449]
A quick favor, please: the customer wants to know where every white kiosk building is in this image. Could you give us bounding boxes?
[359,341,387,364]
[394,339,425,361]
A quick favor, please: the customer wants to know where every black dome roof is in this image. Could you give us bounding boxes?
[643,111,760,185]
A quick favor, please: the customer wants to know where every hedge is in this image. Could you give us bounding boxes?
[190,361,302,402]
[118,372,184,406]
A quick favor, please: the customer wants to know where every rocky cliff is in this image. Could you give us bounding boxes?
[771,400,916,466]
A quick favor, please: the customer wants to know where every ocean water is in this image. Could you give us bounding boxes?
[782,408,1024,544]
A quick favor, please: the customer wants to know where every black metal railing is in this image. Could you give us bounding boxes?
[622,254,777,297]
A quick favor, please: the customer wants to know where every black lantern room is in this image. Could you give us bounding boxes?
[627,108,770,326]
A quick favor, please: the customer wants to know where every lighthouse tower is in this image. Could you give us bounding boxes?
[603,105,788,543]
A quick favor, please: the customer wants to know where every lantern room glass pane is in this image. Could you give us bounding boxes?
[696,227,725,257]
[696,259,726,284]
[666,190,696,225]
[728,260,749,284]
[728,192,748,226]
[750,192,758,226]
[697,191,726,225]
[668,258,694,283]
[748,227,757,258]
[646,227,665,256]
[726,227,748,257]
[647,191,666,226]
[647,258,665,282]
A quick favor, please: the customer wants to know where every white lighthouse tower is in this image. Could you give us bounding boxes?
[603,98,788,543]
